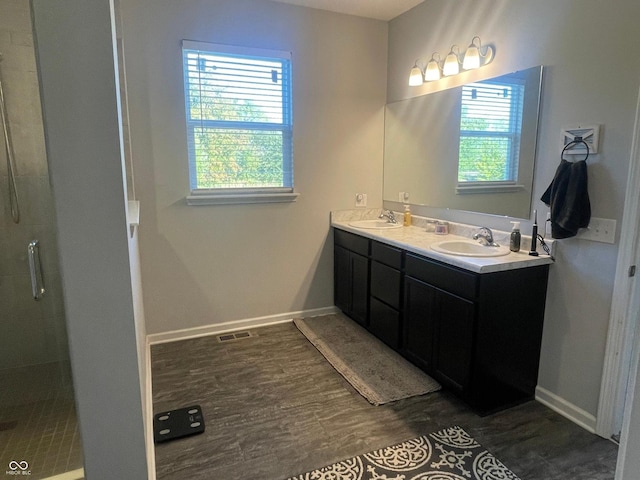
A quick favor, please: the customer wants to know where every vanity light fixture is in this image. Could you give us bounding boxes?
[424,53,442,81]
[443,45,461,76]
[409,36,495,85]
[409,60,424,86]
[462,36,495,70]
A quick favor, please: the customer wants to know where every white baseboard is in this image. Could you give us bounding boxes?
[535,386,597,433]
[147,306,339,345]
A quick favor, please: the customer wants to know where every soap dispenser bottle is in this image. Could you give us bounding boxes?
[403,205,412,226]
[510,221,521,252]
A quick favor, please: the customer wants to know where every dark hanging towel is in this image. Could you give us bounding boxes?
[541,159,591,239]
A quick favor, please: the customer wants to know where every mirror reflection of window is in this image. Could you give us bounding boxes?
[382,65,542,219]
[458,78,525,184]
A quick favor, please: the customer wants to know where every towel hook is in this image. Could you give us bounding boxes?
[561,137,590,163]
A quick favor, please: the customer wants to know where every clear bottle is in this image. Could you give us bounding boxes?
[510,221,521,252]
[403,205,411,226]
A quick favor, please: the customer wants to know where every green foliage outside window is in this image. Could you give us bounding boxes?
[458,115,510,182]
[457,82,522,184]
[183,45,292,191]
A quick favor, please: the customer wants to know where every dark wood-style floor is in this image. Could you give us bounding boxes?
[151,321,618,479]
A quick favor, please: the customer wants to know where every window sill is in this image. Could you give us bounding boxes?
[186,191,300,206]
[456,183,525,195]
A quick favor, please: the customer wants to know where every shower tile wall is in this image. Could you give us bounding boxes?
[0,0,70,382]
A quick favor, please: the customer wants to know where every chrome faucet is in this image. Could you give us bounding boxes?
[378,209,398,224]
[473,227,499,246]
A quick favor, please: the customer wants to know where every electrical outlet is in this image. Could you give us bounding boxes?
[398,192,409,202]
[577,217,617,244]
[355,193,367,208]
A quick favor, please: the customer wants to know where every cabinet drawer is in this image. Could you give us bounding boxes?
[334,229,369,256]
[371,241,403,269]
[371,261,401,309]
[405,253,478,300]
[369,297,401,349]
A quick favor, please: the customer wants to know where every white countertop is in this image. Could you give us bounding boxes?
[331,210,554,274]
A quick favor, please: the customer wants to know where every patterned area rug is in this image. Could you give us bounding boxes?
[287,425,521,480]
[294,314,440,405]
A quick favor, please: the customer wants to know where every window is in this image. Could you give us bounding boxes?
[182,41,296,204]
[457,79,525,192]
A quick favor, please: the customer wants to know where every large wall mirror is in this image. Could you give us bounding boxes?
[383,66,543,219]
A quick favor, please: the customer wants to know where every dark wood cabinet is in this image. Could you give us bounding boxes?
[403,253,477,394]
[403,270,475,395]
[334,230,370,326]
[403,252,549,413]
[334,228,550,415]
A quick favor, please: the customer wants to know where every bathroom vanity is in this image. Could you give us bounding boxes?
[332,216,553,415]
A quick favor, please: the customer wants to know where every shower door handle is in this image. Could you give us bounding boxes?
[28,240,45,300]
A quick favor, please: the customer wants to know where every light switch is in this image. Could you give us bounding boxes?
[576,217,616,244]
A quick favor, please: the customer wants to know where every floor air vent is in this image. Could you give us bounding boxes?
[217,331,253,343]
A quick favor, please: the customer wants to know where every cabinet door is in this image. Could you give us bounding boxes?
[350,251,369,326]
[403,276,436,371]
[432,290,475,394]
[334,245,350,314]
[334,245,369,326]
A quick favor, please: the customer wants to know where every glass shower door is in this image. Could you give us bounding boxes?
[0,0,84,477]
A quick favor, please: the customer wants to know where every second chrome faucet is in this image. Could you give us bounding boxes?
[473,227,499,247]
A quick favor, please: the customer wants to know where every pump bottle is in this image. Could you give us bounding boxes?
[403,205,412,226]
[510,221,521,252]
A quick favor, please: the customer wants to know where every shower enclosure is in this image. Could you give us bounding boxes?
[0,1,84,478]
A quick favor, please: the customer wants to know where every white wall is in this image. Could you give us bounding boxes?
[387,0,640,419]
[119,0,388,335]
[32,0,148,477]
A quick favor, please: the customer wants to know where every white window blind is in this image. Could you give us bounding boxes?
[458,80,525,184]
[182,41,294,200]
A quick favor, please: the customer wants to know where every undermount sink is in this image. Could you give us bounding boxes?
[431,239,510,257]
[349,219,403,230]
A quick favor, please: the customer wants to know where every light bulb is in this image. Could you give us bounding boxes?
[443,47,460,76]
[425,54,441,81]
[409,63,424,86]
[463,44,480,70]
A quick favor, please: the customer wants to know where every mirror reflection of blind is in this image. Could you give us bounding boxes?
[458,80,525,183]
[183,43,293,191]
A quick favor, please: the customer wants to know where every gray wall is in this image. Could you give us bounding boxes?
[119,0,388,335]
[32,0,148,478]
[387,0,640,417]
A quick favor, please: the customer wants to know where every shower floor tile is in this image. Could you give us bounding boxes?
[0,363,83,479]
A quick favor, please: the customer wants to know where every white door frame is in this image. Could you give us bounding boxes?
[596,86,640,439]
